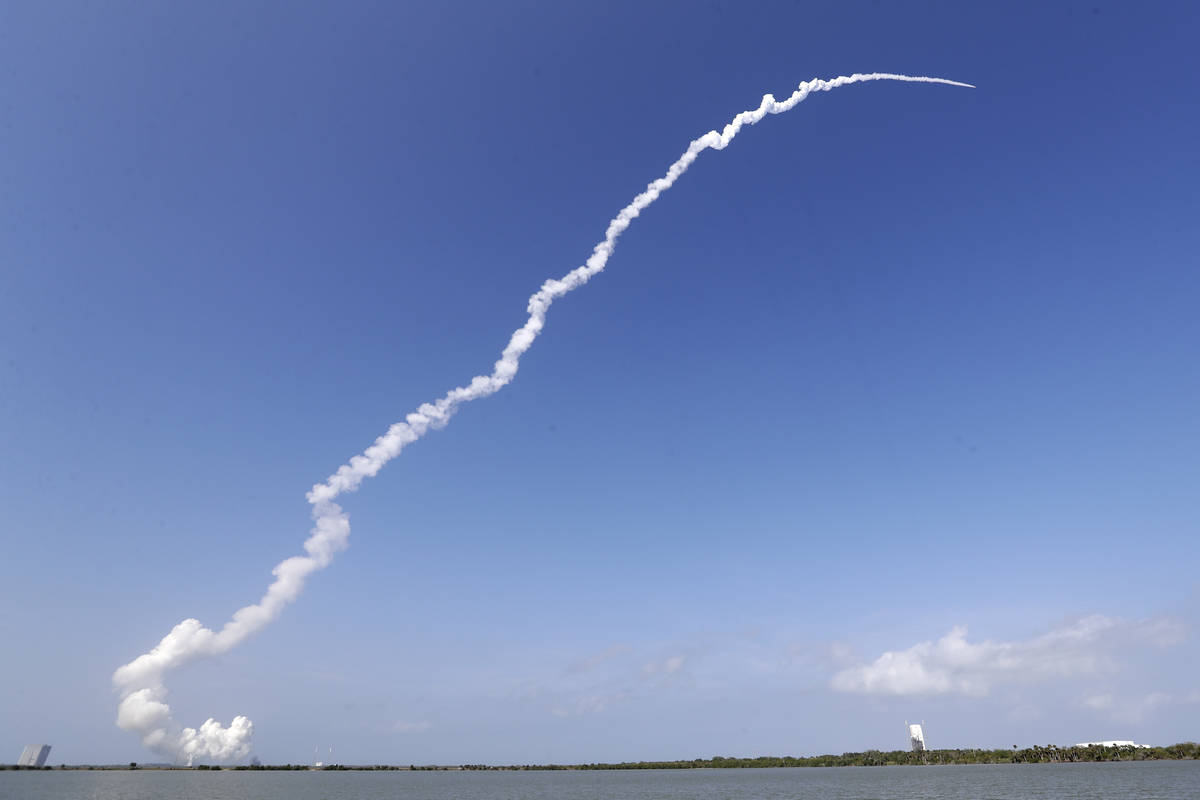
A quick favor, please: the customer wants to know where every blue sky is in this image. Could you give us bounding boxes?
[2,0,1198,765]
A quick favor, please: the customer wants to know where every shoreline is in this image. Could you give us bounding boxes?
[5,742,1197,772]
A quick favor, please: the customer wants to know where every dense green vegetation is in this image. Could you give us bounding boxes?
[460,743,1200,770]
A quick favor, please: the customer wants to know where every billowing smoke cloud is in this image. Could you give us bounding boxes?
[112,72,972,763]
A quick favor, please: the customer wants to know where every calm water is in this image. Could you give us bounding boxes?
[2,762,1198,800]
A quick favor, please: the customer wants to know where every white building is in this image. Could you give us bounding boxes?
[907,723,926,752]
[17,745,52,767]
[1073,740,1149,748]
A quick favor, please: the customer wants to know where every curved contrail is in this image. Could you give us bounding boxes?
[112,72,973,764]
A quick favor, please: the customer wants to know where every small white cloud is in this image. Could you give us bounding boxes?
[392,720,431,734]
[642,654,687,677]
[1083,693,1114,711]
[831,616,1174,696]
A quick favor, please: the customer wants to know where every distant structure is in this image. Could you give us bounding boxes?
[17,745,52,767]
[1073,740,1149,748]
[906,722,927,752]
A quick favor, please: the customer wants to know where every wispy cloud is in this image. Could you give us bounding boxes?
[831,616,1183,696]
[551,691,631,718]
[1083,690,1183,724]
[565,644,631,676]
[392,720,432,734]
[523,643,697,718]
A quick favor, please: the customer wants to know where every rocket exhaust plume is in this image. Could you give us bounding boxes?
[112,72,972,763]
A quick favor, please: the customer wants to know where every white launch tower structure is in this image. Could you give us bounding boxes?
[907,722,927,753]
[17,745,52,767]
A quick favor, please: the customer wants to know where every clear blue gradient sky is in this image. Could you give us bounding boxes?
[2,0,1198,765]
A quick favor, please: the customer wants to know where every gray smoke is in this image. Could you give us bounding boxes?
[112,72,972,763]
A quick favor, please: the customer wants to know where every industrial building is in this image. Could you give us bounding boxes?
[17,744,52,767]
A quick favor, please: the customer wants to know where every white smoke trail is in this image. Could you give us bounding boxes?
[112,72,972,763]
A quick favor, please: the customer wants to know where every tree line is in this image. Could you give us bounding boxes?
[5,743,1196,771]
[459,742,1200,769]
